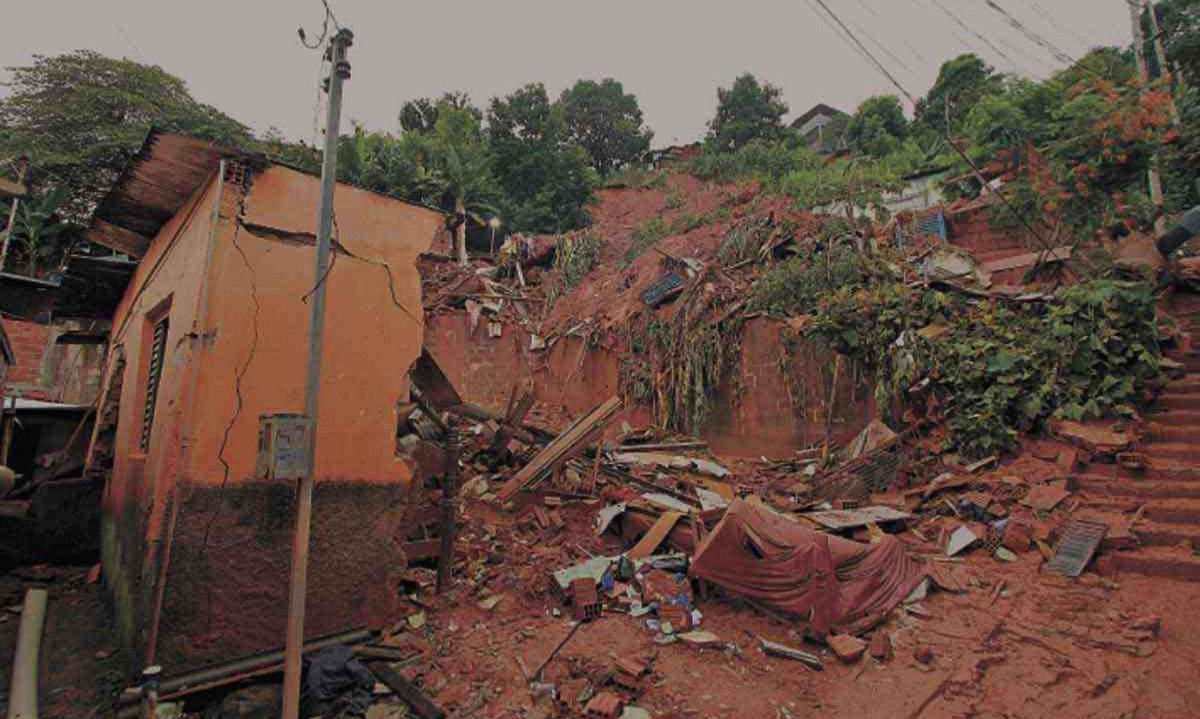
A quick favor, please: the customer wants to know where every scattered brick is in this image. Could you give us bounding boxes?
[827,634,866,663]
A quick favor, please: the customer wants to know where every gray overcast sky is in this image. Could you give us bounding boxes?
[1,1,1129,145]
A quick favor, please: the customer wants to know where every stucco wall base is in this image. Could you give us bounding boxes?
[148,479,408,670]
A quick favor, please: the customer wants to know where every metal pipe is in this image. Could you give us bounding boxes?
[120,627,373,705]
[436,429,460,594]
[281,28,353,719]
[7,588,48,719]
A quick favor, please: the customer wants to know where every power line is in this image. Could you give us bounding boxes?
[799,0,884,78]
[921,0,1030,74]
[980,0,1076,66]
[803,0,1058,256]
[849,19,918,78]
[1024,0,1094,50]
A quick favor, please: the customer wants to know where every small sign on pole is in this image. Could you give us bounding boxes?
[256,413,312,481]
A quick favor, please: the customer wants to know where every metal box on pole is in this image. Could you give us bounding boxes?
[256,413,312,481]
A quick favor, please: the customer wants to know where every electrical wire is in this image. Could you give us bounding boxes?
[849,19,918,78]
[920,0,1033,74]
[1024,0,1094,50]
[803,0,1058,256]
[979,0,1076,66]
[298,0,341,49]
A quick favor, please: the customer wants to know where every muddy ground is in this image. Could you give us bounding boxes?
[1,496,1198,718]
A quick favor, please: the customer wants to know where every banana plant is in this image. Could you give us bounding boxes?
[9,187,71,276]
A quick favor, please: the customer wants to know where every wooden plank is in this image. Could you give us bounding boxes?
[497,396,621,501]
[978,246,1072,274]
[86,218,151,258]
[627,511,684,559]
[368,662,446,719]
[802,505,911,531]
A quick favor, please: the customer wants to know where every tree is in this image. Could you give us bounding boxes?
[399,91,481,134]
[0,51,253,217]
[915,54,1002,135]
[329,112,500,264]
[846,95,908,158]
[422,106,502,264]
[1145,0,1200,86]
[487,83,598,233]
[706,74,789,152]
[559,78,653,176]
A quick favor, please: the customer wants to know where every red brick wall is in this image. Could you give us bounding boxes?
[4,318,52,399]
[944,204,1029,257]
[2,317,107,403]
[424,313,875,457]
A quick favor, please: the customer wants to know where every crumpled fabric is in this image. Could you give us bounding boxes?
[689,499,931,637]
[301,645,375,718]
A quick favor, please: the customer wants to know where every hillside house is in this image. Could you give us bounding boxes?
[790,103,849,155]
[85,131,444,668]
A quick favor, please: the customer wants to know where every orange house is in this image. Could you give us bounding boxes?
[86,132,444,669]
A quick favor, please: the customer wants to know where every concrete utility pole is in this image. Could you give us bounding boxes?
[1128,0,1167,233]
[281,26,353,719]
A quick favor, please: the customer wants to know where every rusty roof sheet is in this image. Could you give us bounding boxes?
[86,129,232,258]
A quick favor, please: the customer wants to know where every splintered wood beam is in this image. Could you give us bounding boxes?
[368,662,446,719]
[87,219,151,258]
[497,396,622,502]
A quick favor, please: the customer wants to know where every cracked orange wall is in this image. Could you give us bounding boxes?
[100,163,444,665]
[185,166,443,487]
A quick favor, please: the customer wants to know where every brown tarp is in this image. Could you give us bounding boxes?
[689,499,930,637]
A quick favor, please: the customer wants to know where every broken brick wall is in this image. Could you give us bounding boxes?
[1,317,107,404]
[152,480,408,668]
[704,317,875,457]
[944,203,1030,257]
[424,313,874,456]
[423,312,647,428]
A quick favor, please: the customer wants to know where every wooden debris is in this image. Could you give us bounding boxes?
[759,637,824,670]
[627,511,685,560]
[497,397,622,501]
[368,662,446,719]
[802,506,911,531]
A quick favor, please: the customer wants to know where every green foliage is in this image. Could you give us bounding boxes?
[914,53,1003,135]
[847,95,908,158]
[716,217,771,265]
[806,279,1162,459]
[560,78,653,176]
[487,83,600,234]
[691,137,820,185]
[666,322,729,432]
[625,217,669,264]
[952,47,1175,238]
[604,166,666,189]
[1163,87,1200,212]
[706,74,790,152]
[9,187,73,275]
[399,91,481,134]
[0,51,253,217]
[748,241,872,315]
[1146,0,1200,86]
[547,233,604,303]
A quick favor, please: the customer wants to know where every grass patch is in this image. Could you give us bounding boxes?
[547,233,604,303]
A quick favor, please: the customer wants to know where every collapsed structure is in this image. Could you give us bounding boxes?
[1,128,1198,719]
[79,131,444,667]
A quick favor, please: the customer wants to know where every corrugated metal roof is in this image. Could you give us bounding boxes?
[85,130,229,258]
